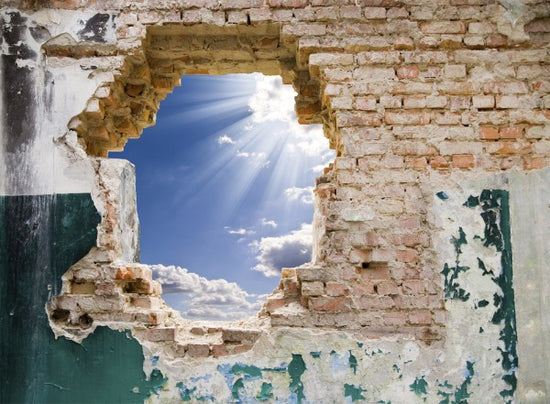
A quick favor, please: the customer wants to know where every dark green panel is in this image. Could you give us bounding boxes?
[0,194,153,403]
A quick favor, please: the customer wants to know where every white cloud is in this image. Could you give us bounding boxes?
[217,134,235,145]
[224,226,255,236]
[250,223,312,277]
[151,264,263,321]
[248,74,334,160]
[284,186,314,204]
[260,218,278,228]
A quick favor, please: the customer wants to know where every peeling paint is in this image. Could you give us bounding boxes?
[344,383,367,402]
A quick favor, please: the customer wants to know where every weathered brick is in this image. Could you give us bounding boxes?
[479,126,499,140]
[403,96,426,109]
[396,65,420,80]
[526,126,550,139]
[364,7,386,19]
[486,140,532,155]
[380,95,402,108]
[326,282,349,296]
[452,154,474,168]
[444,64,466,79]
[408,310,432,325]
[356,51,401,65]
[377,280,400,295]
[419,21,466,34]
[357,295,395,310]
[499,127,523,139]
[426,96,448,109]
[429,155,450,169]
[354,67,396,80]
[468,22,495,34]
[387,7,409,19]
[472,95,495,109]
[385,112,430,125]
[309,296,350,312]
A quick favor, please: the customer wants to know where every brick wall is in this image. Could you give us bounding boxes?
[28,0,549,348]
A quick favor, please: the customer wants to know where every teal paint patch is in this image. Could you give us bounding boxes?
[231,363,263,378]
[310,351,321,358]
[466,190,518,402]
[177,381,215,402]
[256,382,274,401]
[436,191,449,200]
[262,365,287,373]
[1,194,155,402]
[410,376,428,397]
[349,351,358,374]
[288,354,306,403]
[441,227,470,301]
[344,383,367,401]
[477,299,489,308]
[438,361,475,404]
[463,195,479,208]
[177,382,197,401]
[147,368,168,396]
[477,258,494,276]
[232,378,245,401]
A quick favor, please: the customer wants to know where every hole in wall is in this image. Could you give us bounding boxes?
[111,73,334,322]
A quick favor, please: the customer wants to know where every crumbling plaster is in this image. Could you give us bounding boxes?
[1,0,550,402]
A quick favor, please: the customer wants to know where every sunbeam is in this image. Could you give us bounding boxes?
[111,72,334,320]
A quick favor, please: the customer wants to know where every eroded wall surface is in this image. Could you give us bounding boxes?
[1,1,549,402]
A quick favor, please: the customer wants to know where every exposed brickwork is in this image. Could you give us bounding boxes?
[35,0,550,349]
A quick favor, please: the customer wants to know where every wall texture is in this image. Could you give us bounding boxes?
[1,0,549,402]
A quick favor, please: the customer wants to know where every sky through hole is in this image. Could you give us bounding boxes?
[111,73,334,321]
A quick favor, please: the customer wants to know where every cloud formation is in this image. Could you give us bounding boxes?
[217,134,235,145]
[151,264,263,321]
[248,74,334,161]
[250,223,312,277]
[260,218,278,228]
[284,186,314,204]
[224,226,255,236]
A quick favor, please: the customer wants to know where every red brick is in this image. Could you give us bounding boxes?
[326,282,349,296]
[429,155,450,169]
[360,266,391,280]
[351,282,376,296]
[393,295,429,309]
[396,65,420,80]
[479,126,499,140]
[309,296,350,312]
[400,216,421,229]
[409,157,428,170]
[452,154,474,168]
[357,295,395,310]
[408,310,432,325]
[186,344,210,358]
[383,311,407,326]
[524,157,548,170]
[396,249,419,263]
[402,280,425,294]
[377,280,400,295]
[211,344,228,358]
[486,140,532,155]
[499,127,523,139]
[265,297,286,312]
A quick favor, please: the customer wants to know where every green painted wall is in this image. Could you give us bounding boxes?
[0,194,155,403]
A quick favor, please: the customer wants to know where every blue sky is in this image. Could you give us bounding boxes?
[111,74,333,320]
